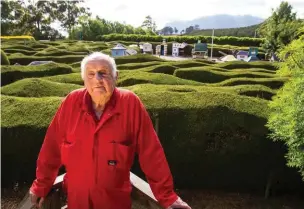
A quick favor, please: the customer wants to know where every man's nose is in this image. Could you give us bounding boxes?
[95,73,103,80]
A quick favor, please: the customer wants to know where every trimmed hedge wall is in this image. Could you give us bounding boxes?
[8,54,86,65]
[99,34,264,47]
[1,63,73,86]
[211,77,288,89]
[1,78,82,97]
[215,61,278,71]
[2,91,304,193]
[114,54,163,65]
[3,48,36,56]
[42,73,84,85]
[173,67,276,83]
[117,61,165,70]
[1,50,10,65]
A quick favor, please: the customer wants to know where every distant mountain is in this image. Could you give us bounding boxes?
[164,14,265,32]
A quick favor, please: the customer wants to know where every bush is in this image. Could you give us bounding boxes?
[216,61,278,71]
[3,90,303,192]
[34,50,88,56]
[99,33,264,46]
[1,78,82,97]
[42,73,83,85]
[1,50,10,65]
[114,54,163,65]
[8,54,85,65]
[170,60,211,68]
[3,49,36,56]
[211,77,288,89]
[117,70,203,86]
[117,61,165,70]
[1,62,73,86]
[2,45,35,51]
[143,64,178,75]
[174,66,276,83]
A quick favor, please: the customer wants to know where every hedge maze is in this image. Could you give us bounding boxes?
[2,40,303,196]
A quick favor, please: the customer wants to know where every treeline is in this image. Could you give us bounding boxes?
[69,16,156,40]
[1,0,156,40]
[99,34,264,47]
[188,24,261,37]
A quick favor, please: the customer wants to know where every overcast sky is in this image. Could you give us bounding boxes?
[83,0,304,29]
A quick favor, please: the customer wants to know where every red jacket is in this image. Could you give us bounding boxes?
[30,87,178,209]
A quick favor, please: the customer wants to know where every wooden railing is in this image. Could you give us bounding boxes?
[17,172,163,209]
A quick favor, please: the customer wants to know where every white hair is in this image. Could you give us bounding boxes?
[80,52,117,80]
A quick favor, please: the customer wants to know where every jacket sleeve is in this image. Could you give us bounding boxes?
[133,95,178,208]
[30,98,67,197]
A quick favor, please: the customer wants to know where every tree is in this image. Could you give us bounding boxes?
[56,0,91,33]
[141,15,157,32]
[185,26,194,34]
[259,1,303,54]
[174,27,178,34]
[266,26,304,180]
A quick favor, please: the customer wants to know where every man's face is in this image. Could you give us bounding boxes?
[84,60,117,102]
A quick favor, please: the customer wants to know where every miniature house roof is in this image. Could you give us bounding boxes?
[194,42,207,51]
[237,51,248,56]
[112,44,126,50]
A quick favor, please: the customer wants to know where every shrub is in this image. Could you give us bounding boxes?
[1,63,73,86]
[143,64,178,75]
[170,60,211,68]
[3,49,36,56]
[2,45,35,51]
[42,73,83,85]
[174,67,276,83]
[117,61,165,70]
[114,54,163,65]
[34,50,88,56]
[117,70,203,86]
[1,78,82,97]
[215,61,278,71]
[99,34,264,46]
[1,50,10,65]
[3,90,303,192]
[211,77,288,89]
[8,54,85,65]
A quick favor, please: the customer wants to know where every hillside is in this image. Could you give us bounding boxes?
[188,24,261,37]
[165,14,264,33]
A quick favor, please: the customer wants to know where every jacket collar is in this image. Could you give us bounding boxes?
[81,87,120,114]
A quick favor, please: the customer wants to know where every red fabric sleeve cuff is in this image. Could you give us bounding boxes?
[30,182,52,198]
[159,192,179,209]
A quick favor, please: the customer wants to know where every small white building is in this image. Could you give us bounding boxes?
[172,42,188,57]
[142,42,153,54]
[236,51,249,61]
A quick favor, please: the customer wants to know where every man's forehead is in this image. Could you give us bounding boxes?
[86,60,111,70]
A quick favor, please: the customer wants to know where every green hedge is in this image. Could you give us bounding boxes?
[1,78,82,97]
[1,45,35,51]
[173,67,276,83]
[114,54,163,65]
[34,50,88,56]
[3,48,36,56]
[215,61,278,71]
[117,70,202,86]
[8,54,85,65]
[42,73,84,85]
[1,50,10,65]
[1,63,73,86]
[117,61,165,70]
[3,90,304,192]
[143,64,178,75]
[99,33,264,47]
[211,77,289,89]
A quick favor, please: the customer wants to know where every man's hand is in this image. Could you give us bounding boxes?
[167,196,191,209]
[30,190,45,208]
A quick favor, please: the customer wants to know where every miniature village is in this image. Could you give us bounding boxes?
[110,39,274,63]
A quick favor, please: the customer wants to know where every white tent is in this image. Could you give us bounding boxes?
[221,55,237,62]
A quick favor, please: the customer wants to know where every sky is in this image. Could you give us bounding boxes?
[83,0,304,29]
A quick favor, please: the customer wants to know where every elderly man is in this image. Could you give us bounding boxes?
[29,52,191,209]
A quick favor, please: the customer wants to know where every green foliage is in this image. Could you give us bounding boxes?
[42,73,83,85]
[1,62,73,86]
[266,27,304,180]
[8,54,85,65]
[1,50,10,65]
[3,48,36,56]
[114,54,163,65]
[99,34,264,47]
[215,61,278,70]
[189,24,261,37]
[173,67,276,83]
[210,77,288,89]
[117,70,203,86]
[117,61,165,70]
[259,1,304,54]
[1,78,82,97]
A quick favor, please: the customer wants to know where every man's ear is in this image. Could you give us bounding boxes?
[115,71,119,81]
